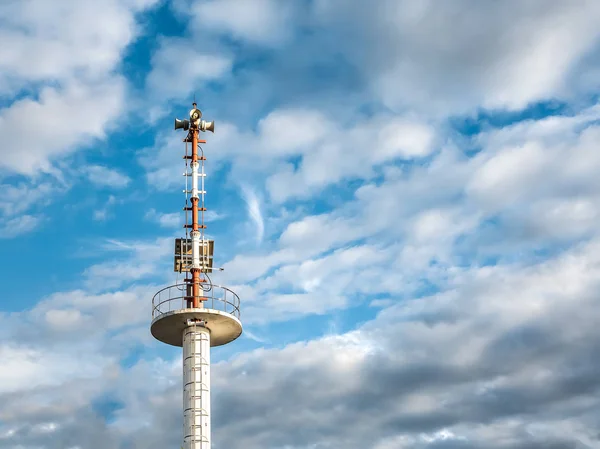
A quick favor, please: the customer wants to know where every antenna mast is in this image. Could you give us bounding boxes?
[150,102,242,449]
[186,102,206,308]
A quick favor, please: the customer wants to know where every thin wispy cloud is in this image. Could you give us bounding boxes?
[240,184,264,244]
[0,214,41,239]
[145,208,181,229]
[242,328,270,344]
[84,165,131,189]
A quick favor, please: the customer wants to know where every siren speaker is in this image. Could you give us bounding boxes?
[174,118,190,131]
[200,120,215,133]
[190,108,202,121]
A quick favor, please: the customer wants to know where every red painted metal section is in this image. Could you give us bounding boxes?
[186,110,207,309]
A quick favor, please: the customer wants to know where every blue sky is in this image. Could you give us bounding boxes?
[2,0,600,448]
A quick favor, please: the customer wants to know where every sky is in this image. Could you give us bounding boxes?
[1,0,600,448]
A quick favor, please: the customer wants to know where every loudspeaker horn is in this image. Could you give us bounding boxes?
[174,118,190,131]
[201,120,215,133]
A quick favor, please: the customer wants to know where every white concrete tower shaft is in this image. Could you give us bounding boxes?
[183,321,211,449]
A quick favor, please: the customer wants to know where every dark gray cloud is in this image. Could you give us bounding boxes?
[2,214,600,449]
[200,239,600,448]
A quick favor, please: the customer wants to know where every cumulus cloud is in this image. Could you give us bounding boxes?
[0,0,158,89]
[145,36,233,104]
[0,0,158,177]
[3,234,599,448]
[217,102,600,326]
[84,165,131,189]
[159,0,600,125]
[208,238,600,448]
[189,0,299,46]
[0,79,126,175]
[312,0,600,114]
[142,108,437,203]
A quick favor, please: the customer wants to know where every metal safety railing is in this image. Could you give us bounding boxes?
[152,283,240,320]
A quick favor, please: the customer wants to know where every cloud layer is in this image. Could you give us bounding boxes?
[2,0,600,448]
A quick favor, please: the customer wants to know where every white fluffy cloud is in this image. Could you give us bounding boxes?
[84,165,131,189]
[0,79,126,175]
[145,36,233,105]
[0,0,157,89]
[142,108,437,204]
[216,102,600,325]
[313,0,600,114]
[0,0,158,177]
[190,0,298,45]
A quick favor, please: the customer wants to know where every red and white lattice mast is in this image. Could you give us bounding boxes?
[150,103,242,449]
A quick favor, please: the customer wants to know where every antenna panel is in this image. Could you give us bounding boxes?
[174,238,214,273]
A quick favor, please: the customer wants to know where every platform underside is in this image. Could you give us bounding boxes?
[151,308,242,347]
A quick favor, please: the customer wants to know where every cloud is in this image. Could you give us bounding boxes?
[189,0,299,46]
[204,210,226,222]
[206,237,600,448]
[82,237,172,291]
[0,214,42,239]
[0,182,62,217]
[84,165,131,189]
[145,208,182,229]
[240,244,395,324]
[312,0,600,114]
[144,207,224,230]
[0,343,111,395]
[0,0,157,92]
[212,101,600,329]
[240,185,264,244]
[258,111,437,203]
[154,0,600,127]
[145,36,233,105]
[4,236,599,448]
[0,79,126,176]
[3,2,600,449]
[142,108,437,204]
[92,195,121,222]
[0,0,159,177]
[0,281,176,448]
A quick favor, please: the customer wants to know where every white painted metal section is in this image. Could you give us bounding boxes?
[191,161,200,199]
[201,161,206,203]
[183,322,211,449]
[191,230,201,269]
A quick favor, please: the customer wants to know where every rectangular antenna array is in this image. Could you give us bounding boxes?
[174,238,214,273]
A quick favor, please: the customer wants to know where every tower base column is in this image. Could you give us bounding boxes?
[183,320,211,449]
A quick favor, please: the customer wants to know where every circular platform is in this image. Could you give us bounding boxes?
[151,308,242,347]
[151,283,242,347]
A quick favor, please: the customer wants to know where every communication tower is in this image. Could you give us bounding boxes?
[150,103,242,449]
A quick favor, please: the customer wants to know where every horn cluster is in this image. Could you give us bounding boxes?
[174,102,214,133]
